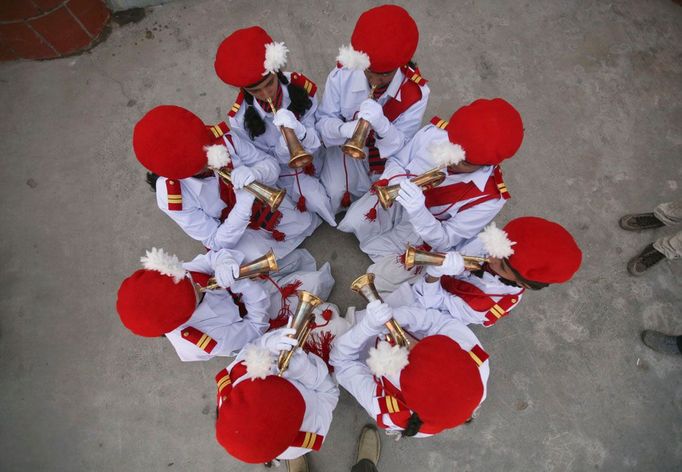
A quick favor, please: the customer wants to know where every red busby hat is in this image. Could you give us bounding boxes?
[478,217,582,283]
[133,105,212,179]
[504,217,582,283]
[216,375,305,463]
[399,335,484,432]
[116,248,196,337]
[215,26,289,88]
[447,98,524,166]
[337,5,418,73]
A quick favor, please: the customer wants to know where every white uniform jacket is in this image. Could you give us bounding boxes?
[316,66,429,211]
[228,72,335,225]
[412,236,524,327]
[330,300,489,437]
[156,130,278,249]
[164,250,271,361]
[156,130,316,259]
[352,124,507,263]
[229,72,322,165]
[218,337,339,460]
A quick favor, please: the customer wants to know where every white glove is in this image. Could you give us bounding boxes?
[396,180,426,215]
[364,300,393,331]
[426,252,466,278]
[214,255,240,289]
[233,188,256,213]
[261,328,298,354]
[339,120,359,139]
[273,109,306,140]
[284,349,308,378]
[358,99,390,136]
[230,166,256,189]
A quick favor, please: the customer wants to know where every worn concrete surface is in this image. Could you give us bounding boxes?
[1,0,681,471]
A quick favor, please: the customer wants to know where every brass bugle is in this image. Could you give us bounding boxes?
[266,97,313,170]
[403,245,489,272]
[350,273,411,348]
[375,168,446,210]
[213,168,285,212]
[201,249,279,292]
[341,85,377,160]
[278,290,323,376]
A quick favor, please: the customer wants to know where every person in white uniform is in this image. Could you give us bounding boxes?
[116,247,270,361]
[412,217,583,328]
[215,26,336,226]
[330,296,489,438]
[133,105,316,260]
[349,98,525,292]
[316,4,429,213]
[215,328,339,469]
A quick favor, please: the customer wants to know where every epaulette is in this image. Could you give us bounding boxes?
[401,65,428,86]
[207,121,230,139]
[181,326,217,354]
[430,116,449,130]
[468,344,489,366]
[166,179,182,211]
[290,72,317,97]
[227,91,244,118]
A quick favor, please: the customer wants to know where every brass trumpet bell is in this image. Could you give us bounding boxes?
[403,245,490,272]
[341,118,372,160]
[350,273,411,348]
[403,245,446,270]
[375,168,446,210]
[200,249,279,292]
[266,97,313,170]
[278,290,323,375]
[213,168,286,212]
[341,84,377,160]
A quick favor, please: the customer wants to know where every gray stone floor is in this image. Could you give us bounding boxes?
[1,0,681,471]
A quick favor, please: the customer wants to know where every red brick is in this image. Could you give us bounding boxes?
[0,22,57,60]
[32,0,67,12]
[0,0,42,22]
[0,39,19,62]
[67,0,109,38]
[29,6,91,55]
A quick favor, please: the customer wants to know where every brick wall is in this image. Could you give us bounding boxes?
[0,0,110,61]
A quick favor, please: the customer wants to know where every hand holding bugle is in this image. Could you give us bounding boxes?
[350,273,411,348]
[403,245,489,272]
[341,85,377,160]
[277,290,323,376]
[201,249,278,292]
[212,167,286,212]
[266,97,313,169]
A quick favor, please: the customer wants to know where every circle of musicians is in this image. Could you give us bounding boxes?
[116,4,583,468]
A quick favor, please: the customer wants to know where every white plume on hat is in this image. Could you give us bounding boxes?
[367,341,409,378]
[336,45,370,71]
[478,222,516,258]
[140,247,186,283]
[244,344,273,380]
[205,144,231,169]
[263,41,289,75]
[427,140,466,168]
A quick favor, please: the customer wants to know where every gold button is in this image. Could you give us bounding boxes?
[169,180,174,185]
[183,332,188,337]
[511,298,516,303]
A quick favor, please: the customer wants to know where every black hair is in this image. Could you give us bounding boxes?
[508,263,550,291]
[145,172,159,192]
[401,412,424,437]
[241,71,312,140]
[407,60,418,69]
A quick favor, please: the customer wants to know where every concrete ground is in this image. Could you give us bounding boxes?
[1,0,681,470]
